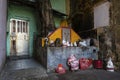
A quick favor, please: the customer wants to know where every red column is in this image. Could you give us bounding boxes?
[0,0,7,72]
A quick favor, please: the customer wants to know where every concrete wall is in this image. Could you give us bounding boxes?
[47,47,98,72]
[7,4,37,57]
[0,0,7,72]
[34,47,98,72]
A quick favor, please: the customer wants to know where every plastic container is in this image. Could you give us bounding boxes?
[93,60,103,69]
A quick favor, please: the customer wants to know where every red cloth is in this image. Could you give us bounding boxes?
[79,58,92,70]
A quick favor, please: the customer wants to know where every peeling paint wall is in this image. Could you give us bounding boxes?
[7,4,37,57]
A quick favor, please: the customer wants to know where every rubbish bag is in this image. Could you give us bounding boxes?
[79,58,92,70]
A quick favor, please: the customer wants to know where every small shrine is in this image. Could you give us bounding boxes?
[36,20,99,72]
[42,20,81,47]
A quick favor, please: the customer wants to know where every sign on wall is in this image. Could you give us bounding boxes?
[62,28,70,42]
[94,1,110,28]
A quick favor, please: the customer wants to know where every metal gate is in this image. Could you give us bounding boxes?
[10,19,29,56]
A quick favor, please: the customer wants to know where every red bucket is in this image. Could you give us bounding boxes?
[93,60,103,69]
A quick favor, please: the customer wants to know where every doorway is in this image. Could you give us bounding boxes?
[10,19,29,56]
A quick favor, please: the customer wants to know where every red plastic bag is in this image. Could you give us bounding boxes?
[79,58,92,70]
[67,54,79,71]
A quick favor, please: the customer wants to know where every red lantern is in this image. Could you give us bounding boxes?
[55,64,66,74]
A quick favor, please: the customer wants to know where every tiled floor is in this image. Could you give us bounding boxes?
[5,59,42,70]
[0,58,120,80]
[57,69,120,80]
[0,59,48,80]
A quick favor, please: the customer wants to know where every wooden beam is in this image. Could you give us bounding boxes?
[8,0,36,8]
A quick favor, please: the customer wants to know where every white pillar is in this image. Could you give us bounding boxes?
[10,20,12,34]
[0,0,7,72]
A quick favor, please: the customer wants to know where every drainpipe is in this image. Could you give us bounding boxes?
[0,0,7,72]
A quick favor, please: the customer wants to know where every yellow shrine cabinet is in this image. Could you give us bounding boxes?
[42,20,81,47]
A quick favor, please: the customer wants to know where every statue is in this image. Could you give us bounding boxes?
[106,57,114,72]
[55,38,62,47]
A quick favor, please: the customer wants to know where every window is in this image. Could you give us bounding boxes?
[10,19,29,34]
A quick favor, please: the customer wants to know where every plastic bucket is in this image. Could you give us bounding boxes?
[93,60,103,69]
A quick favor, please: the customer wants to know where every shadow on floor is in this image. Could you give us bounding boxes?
[5,58,43,70]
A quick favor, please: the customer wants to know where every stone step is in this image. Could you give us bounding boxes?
[7,55,30,61]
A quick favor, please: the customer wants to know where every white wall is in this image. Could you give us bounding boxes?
[0,0,7,72]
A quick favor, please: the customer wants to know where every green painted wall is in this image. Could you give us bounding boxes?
[54,16,63,28]
[7,4,37,56]
[50,0,67,28]
[50,0,66,14]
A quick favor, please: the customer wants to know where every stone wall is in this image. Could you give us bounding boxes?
[35,47,47,69]
[36,0,55,37]
[111,0,120,70]
[69,0,120,70]
[95,0,120,70]
[33,36,47,69]
[69,0,97,38]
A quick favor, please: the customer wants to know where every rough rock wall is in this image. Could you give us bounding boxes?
[111,0,120,70]
[69,0,94,38]
[97,0,120,70]
[69,0,100,43]
[36,0,55,37]
[70,0,120,70]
